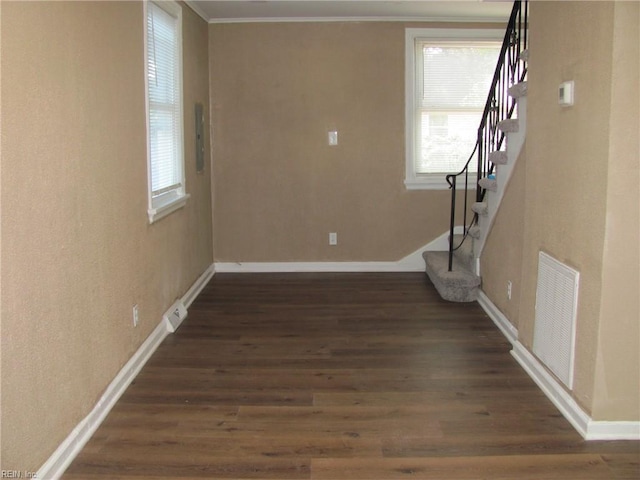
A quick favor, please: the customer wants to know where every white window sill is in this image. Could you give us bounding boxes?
[148,193,190,224]
[404,176,478,191]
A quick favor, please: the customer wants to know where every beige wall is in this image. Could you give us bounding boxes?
[209,22,494,262]
[591,1,639,421]
[0,1,212,471]
[482,1,639,420]
[519,0,613,413]
[480,145,526,329]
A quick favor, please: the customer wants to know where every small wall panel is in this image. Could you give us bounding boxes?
[533,251,580,389]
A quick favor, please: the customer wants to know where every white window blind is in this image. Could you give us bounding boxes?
[415,42,499,175]
[145,1,186,222]
[405,29,502,190]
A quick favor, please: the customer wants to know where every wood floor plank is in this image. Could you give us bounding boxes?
[311,454,615,479]
[63,273,639,480]
[77,431,382,459]
[65,456,311,479]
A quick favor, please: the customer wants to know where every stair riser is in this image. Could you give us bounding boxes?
[498,119,519,133]
[422,251,481,303]
[478,178,497,192]
[489,151,508,165]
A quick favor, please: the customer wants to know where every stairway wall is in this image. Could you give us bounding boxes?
[516,1,639,421]
[479,144,526,330]
[591,1,640,422]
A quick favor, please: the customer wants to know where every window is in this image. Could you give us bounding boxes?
[405,29,502,189]
[145,0,188,223]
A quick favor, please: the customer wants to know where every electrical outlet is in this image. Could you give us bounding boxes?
[329,232,337,245]
[132,304,139,327]
[507,281,512,300]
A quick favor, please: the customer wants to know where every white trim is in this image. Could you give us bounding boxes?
[404,176,480,191]
[182,263,215,308]
[511,341,590,438]
[147,193,190,224]
[183,0,209,22]
[404,28,504,190]
[145,0,187,225]
[474,96,527,258]
[420,225,465,251]
[585,421,640,441]
[477,290,518,345]
[36,321,170,480]
[37,263,215,479]
[208,16,511,25]
[215,261,418,273]
[480,290,639,441]
[214,229,467,273]
[511,342,640,441]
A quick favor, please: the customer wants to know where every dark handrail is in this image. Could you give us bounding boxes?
[445,0,528,271]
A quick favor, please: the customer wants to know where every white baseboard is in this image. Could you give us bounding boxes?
[511,341,640,441]
[479,289,639,441]
[511,341,591,438]
[477,290,518,345]
[214,261,422,273]
[37,263,215,479]
[214,228,465,273]
[182,264,215,308]
[165,264,215,332]
[36,321,170,480]
[584,421,640,441]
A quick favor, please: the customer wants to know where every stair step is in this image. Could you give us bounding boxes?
[451,234,474,270]
[478,177,497,192]
[519,48,529,62]
[423,251,480,303]
[508,81,528,99]
[489,151,508,165]
[498,118,519,133]
[468,225,481,239]
[471,202,488,216]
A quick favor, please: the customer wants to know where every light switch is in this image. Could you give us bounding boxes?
[559,81,574,107]
[328,131,338,146]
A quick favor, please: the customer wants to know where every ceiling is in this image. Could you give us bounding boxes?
[186,1,513,23]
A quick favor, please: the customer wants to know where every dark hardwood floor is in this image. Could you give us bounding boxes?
[63,273,639,479]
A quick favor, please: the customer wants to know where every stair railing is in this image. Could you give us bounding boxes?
[445,0,528,271]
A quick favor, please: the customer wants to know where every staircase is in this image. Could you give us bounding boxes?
[423,233,481,303]
[423,0,528,302]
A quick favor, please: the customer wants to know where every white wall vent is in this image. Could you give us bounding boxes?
[533,251,579,389]
[163,300,188,333]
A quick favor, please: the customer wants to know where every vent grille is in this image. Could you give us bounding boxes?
[533,252,580,389]
[163,300,187,333]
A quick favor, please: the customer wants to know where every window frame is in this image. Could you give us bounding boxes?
[404,28,503,190]
[144,0,189,223]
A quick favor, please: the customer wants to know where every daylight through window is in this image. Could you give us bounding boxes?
[145,1,188,222]
[405,29,502,189]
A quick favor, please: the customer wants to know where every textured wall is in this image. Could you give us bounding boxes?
[0,1,212,471]
[591,1,639,421]
[480,145,526,329]
[481,1,639,423]
[518,0,614,414]
[516,1,639,418]
[209,22,494,262]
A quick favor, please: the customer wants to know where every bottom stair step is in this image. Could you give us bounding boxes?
[422,251,481,303]
[472,202,488,216]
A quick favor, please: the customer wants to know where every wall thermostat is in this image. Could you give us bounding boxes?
[559,80,574,107]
